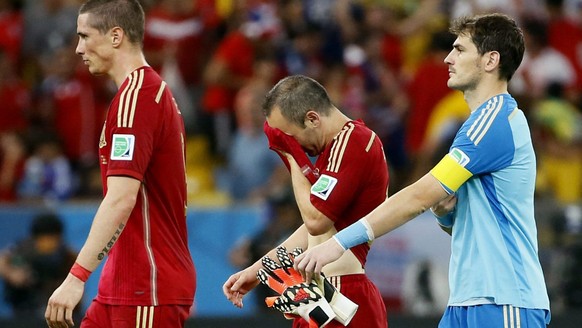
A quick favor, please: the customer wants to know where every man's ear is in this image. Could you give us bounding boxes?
[110,27,123,48]
[484,51,500,73]
[305,111,320,127]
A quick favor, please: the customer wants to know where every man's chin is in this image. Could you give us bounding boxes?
[447,81,460,91]
[88,69,105,76]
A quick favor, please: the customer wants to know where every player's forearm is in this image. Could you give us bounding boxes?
[335,173,447,249]
[287,157,331,235]
[75,194,135,271]
[74,177,140,272]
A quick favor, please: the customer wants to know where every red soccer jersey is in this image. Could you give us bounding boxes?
[310,120,389,268]
[201,30,255,113]
[96,66,195,306]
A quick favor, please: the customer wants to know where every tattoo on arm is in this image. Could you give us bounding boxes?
[97,223,125,261]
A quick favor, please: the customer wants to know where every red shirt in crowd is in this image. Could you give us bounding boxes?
[202,30,255,113]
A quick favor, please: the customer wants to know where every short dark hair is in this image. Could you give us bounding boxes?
[79,0,145,46]
[449,13,524,81]
[262,75,333,127]
[31,213,63,237]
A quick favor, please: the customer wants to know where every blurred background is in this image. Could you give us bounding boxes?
[1,0,582,327]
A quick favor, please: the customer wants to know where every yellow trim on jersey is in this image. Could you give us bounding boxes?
[117,69,144,128]
[327,122,355,173]
[128,70,144,128]
[365,131,376,152]
[155,81,166,104]
[430,154,473,192]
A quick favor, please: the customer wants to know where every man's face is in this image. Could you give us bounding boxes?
[444,35,484,92]
[266,106,321,156]
[75,13,113,76]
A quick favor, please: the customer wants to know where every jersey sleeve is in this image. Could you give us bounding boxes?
[431,98,516,193]
[310,124,386,222]
[106,74,163,181]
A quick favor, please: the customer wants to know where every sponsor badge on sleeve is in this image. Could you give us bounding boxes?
[111,134,135,161]
[311,174,338,200]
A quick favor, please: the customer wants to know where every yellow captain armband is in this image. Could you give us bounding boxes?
[430,154,473,192]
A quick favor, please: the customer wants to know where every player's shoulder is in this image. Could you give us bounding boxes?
[338,119,368,137]
[123,67,168,101]
[474,94,517,118]
[336,120,380,149]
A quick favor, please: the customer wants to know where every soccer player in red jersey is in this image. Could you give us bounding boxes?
[223,75,389,327]
[44,1,195,327]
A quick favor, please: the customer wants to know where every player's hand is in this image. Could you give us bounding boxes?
[45,274,85,328]
[222,266,260,308]
[430,194,457,217]
[294,238,346,283]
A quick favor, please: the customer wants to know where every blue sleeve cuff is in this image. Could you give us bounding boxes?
[334,219,373,250]
[430,208,454,228]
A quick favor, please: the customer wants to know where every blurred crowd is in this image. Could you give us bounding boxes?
[1,0,582,314]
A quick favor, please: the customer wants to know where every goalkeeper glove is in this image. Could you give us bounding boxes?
[257,246,335,327]
[315,274,359,326]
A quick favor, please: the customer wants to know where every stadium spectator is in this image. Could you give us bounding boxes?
[228,186,302,310]
[400,258,448,316]
[546,0,582,98]
[0,131,25,202]
[511,16,577,105]
[0,0,23,66]
[0,213,77,320]
[0,48,30,134]
[404,30,456,183]
[532,82,582,205]
[408,90,469,182]
[450,0,545,20]
[20,0,79,83]
[222,57,289,203]
[17,132,75,203]
[36,47,106,169]
[143,0,220,134]
[201,1,280,157]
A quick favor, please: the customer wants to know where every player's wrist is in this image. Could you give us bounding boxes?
[69,262,92,283]
[334,218,374,251]
[430,208,454,228]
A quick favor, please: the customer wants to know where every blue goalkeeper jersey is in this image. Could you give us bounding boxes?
[430,94,550,318]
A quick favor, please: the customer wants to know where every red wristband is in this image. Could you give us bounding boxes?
[70,262,91,282]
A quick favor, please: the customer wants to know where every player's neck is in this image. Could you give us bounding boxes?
[324,109,351,143]
[463,79,508,112]
[109,50,149,88]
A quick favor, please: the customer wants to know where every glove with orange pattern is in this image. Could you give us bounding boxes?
[257,246,335,327]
